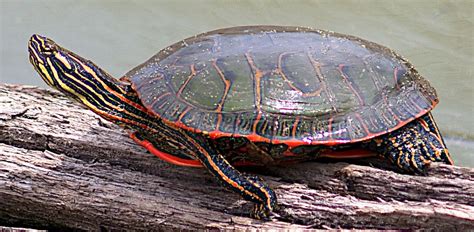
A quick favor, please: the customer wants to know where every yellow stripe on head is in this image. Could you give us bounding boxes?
[37,61,55,86]
[29,44,44,65]
[54,53,72,69]
[28,34,161,136]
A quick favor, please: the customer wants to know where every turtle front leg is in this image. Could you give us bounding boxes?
[131,129,277,218]
[365,113,453,174]
[179,131,278,219]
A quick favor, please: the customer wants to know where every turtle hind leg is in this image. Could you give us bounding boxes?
[419,113,454,165]
[366,113,453,174]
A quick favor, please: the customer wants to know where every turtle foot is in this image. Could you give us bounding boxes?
[251,203,272,220]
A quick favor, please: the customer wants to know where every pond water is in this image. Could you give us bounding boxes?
[1,0,473,166]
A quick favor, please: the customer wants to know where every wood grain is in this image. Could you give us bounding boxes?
[1,84,473,230]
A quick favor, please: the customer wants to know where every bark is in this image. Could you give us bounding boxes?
[0,84,473,231]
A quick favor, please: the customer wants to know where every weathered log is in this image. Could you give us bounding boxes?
[1,84,473,231]
[0,226,45,232]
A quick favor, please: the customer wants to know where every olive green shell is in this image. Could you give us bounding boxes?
[127,26,437,144]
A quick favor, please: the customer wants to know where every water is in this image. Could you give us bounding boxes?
[1,0,473,166]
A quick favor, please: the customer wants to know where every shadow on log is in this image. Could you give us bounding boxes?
[1,84,473,230]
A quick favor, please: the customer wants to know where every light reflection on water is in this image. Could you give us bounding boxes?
[1,0,472,166]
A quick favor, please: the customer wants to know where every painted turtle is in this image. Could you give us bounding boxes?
[28,26,453,219]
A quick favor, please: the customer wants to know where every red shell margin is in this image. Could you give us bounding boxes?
[131,82,438,150]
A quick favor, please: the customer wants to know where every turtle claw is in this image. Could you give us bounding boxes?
[251,203,271,220]
[250,201,280,220]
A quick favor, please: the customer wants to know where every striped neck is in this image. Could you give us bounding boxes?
[28,34,125,95]
[28,34,155,131]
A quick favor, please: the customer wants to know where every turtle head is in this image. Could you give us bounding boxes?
[29,34,74,88]
[28,34,143,126]
[28,34,114,92]
[28,34,56,57]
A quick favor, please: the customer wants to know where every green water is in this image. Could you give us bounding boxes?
[1,0,473,166]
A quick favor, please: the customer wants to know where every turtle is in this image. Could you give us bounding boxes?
[28,26,453,219]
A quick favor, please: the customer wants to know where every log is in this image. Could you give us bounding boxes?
[1,84,473,231]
